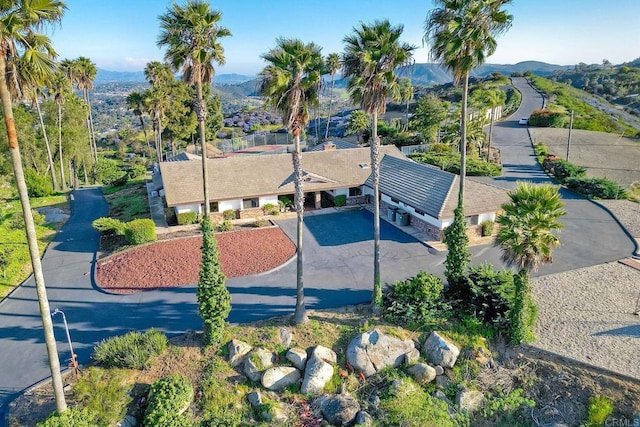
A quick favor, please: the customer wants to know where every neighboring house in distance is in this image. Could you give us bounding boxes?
[158,143,509,240]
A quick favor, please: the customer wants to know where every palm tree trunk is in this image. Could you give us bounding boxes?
[292,132,307,324]
[405,99,410,131]
[371,111,382,307]
[158,116,164,162]
[35,98,59,191]
[486,108,494,162]
[83,161,89,186]
[0,55,67,414]
[58,103,67,191]
[458,73,469,207]
[324,76,335,140]
[139,115,152,161]
[196,79,210,218]
[85,89,97,161]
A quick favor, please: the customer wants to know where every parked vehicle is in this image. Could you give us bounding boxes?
[518,117,529,125]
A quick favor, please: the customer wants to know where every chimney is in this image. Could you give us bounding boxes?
[323,142,336,151]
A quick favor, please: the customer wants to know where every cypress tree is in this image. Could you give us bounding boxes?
[443,205,471,299]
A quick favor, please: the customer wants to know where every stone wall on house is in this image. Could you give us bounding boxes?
[346,195,368,206]
[410,216,443,241]
[238,207,265,220]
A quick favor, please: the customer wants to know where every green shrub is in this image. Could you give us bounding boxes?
[128,163,147,178]
[25,169,53,197]
[544,158,586,182]
[278,195,293,209]
[383,271,450,329]
[92,217,126,235]
[262,203,278,215]
[222,209,236,220]
[480,220,494,237]
[110,173,129,187]
[92,158,122,185]
[177,211,199,225]
[528,109,567,127]
[443,206,471,296]
[409,151,502,176]
[466,264,515,331]
[37,407,94,427]
[144,374,194,427]
[216,219,233,232]
[509,271,538,344]
[72,367,132,426]
[584,395,614,426]
[334,194,347,207]
[254,218,268,227]
[534,142,549,164]
[566,177,628,199]
[124,218,156,244]
[8,209,45,230]
[92,329,167,369]
[481,387,535,419]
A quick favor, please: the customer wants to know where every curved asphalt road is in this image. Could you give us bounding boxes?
[0,77,636,420]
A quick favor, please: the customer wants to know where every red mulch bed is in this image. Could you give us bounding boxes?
[96,227,295,293]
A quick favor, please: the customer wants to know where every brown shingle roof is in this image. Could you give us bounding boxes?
[160,146,404,207]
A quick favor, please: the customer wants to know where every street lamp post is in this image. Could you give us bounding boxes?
[51,308,80,377]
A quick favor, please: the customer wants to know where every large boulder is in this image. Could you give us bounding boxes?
[423,332,460,368]
[301,354,334,395]
[346,329,415,377]
[286,347,308,370]
[261,366,301,391]
[317,394,360,426]
[310,345,337,364]
[228,339,252,367]
[244,348,275,382]
[406,363,437,384]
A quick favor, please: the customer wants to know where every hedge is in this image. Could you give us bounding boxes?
[124,218,156,244]
[528,109,566,127]
[92,217,126,235]
[92,329,168,369]
[566,177,628,199]
[177,211,198,225]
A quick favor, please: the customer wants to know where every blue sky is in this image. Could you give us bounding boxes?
[47,0,640,74]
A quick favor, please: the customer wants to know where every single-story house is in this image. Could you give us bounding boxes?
[158,144,509,239]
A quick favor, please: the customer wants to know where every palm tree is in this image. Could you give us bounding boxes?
[424,0,512,204]
[342,20,415,306]
[50,71,70,191]
[144,60,173,88]
[0,0,67,413]
[144,85,169,162]
[482,87,505,161]
[17,53,60,191]
[126,91,153,159]
[323,52,340,140]
[158,0,231,218]
[495,182,566,343]
[61,57,97,161]
[398,77,413,131]
[259,38,324,324]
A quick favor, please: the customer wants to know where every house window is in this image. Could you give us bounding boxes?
[349,187,362,196]
[415,208,425,216]
[466,215,479,226]
[209,202,219,213]
[243,198,259,209]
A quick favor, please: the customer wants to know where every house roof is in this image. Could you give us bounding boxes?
[367,155,509,219]
[160,146,405,207]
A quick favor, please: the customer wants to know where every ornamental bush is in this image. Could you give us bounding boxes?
[334,195,347,207]
[124,218,156,244]
[383,271,450,328]
[528,109,566,127]
[25,168,53,197]
[222,209,236,220]
[37,407,94,427]
[466,264,515,331]
[92,217,126,235]
[566,176,628,199]
[144,374,194,427]
[177,211,199,225]
[92,329,167,369]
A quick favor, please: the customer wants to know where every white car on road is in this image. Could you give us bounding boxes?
[518,117,529,125]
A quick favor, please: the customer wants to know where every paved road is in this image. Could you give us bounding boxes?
[0,77,636,420]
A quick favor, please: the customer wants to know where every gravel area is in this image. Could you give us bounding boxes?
[96,227,295,293]
[597,199,640,238]
[532,262,640,380]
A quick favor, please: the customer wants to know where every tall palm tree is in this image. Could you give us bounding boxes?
[17,52,60,191]
[126,91,153,159]
[323,52,340,140]
[0,0,67,413]
[482,87,505,161]
[61,57,97,161]
[398,77,414,131]
[424,0,512,204]
[50,71,70,191]
[259,38,324,324]
[144,85,169,162]
[144,60,174,88]
[158,0,231,218]
[342,20,415,306]
[495,182,566,343]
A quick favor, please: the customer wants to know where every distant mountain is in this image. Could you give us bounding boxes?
[402,61,573,85]
[214,74,256,85]
[214,78,261,98]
